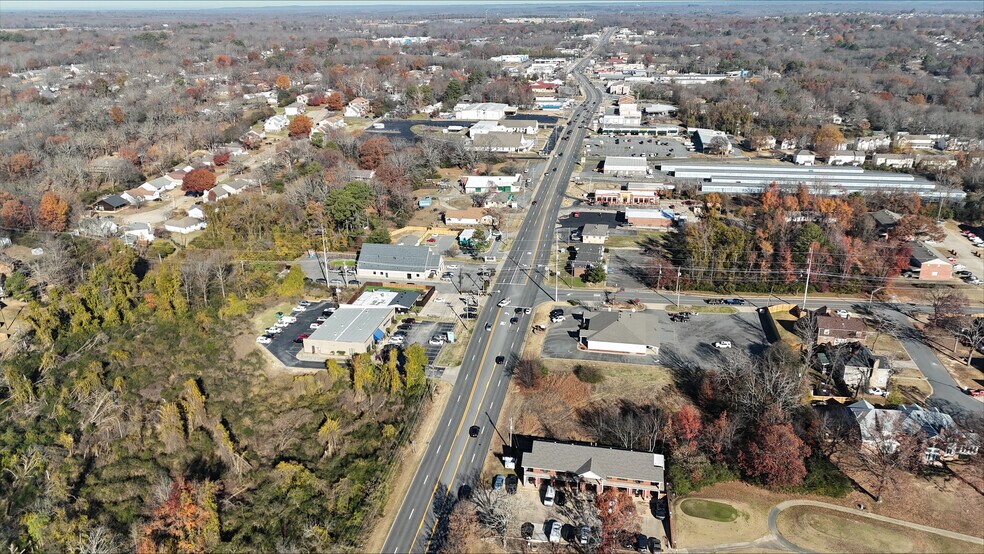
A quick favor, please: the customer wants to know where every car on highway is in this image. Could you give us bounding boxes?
[510,317,518,325]
[497,299,511,308]
[531,200,538,205]
[705,298,726,305]
[724,298,746,305]
[485,322,493,331]
[469,425,480,438]
[256,335,272,344]
[495,355,505,364]
[713,341,733,349]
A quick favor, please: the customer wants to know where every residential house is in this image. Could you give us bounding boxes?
[312,115,345,136]
[355,243,444,281]
[468,131,535,152]
[444,207,494,226]
[894,133,938,150]
[453,102,509,120]
[816,315,868,345]
[187,204,205,220]
[579,311,659,355]
[349,169,376,181]
[93,195,129,212]
[457,228,492,247]
[418,197,432,208]
[909,241,952,281]
[77,217,118,237]
[122,222,155,244]
[835,343,890,390]
[869,209,902,234]
[301,305,396,358]
[827,150,866,166]
[206,179,256,203]
[460,174,522,194]
[580,224,609,245]
[239,130,266,149]
[623,208,674,229]
[284,101,307,116]
[344,97,371,118]
[163,216,206,234]
[854,133,891,152]
[483,191,517,209]
[603,156,649,177]
[145,175,176,192]
[121,185,160,205]
[872,153,915,169]
[520,439,665,499]
[793,150,816,165]
[264,114,289,132]
[568,244,606,278]
[915,154,958,171]
[845,400,979,464]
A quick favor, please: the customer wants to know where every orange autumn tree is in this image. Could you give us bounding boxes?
[288,114,313,137]
[595,489,640,552]
[182,169,216,193]
[275,74,291,90]
[137,477,220,554]
[38,191,70,231]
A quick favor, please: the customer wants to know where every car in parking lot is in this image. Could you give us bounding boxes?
[274,319,291,328]
[293,333,309,343]
[329,278,343,285]
[291,305,307,312]
[389,335,405,345]
[713,341,733,349]
[429,335,446,346]
[256,335,272,344]
[309,322,322,329]
[316,316,328,322]
[551,315,566,323]
[297,300,311,307]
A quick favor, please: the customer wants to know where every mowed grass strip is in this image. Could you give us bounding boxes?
[680,499,740,522]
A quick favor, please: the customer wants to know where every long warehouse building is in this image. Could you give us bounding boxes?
[657,162,964,199]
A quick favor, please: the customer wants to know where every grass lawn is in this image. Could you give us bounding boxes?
[775,505,982,554]
[605,230,665,248]
[328,259,356,267]
[666,304,738,314]
[435,323,470,367]
[680,499,741,522]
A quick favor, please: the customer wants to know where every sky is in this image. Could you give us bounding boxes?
[3,0,683,10]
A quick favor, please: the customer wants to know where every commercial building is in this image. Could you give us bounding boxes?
[580,224,609,244]
[603,156,649,177]
[909,241,952,281]
[827,150,866,166]
[453,102,510,120]
[460,174,522,194]
[468,131,535,152]
[350,289,421,313]
[623,208,675,229]
[872,153,915,169]
[579,311,658,355]
[691,128,731,154]
[302,305,396,357]
[521,439,665,500]
[356,243,444,281]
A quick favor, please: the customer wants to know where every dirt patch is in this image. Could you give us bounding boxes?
[365,380,453,554]
[775,505,982,554]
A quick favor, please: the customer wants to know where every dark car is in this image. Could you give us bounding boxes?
[654,498,666,519]
[705,298,725,305]
[636,534,649,553]
[577,525,591,545]
[505,475,518,494]
[402,317,416,324]
[495,355,505,364]
[468,425,480,438]
[648,536,662,552]
[521,522,535,540]
[510,317,518,325]
[725,298,746,305]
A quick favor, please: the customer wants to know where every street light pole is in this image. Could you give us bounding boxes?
[868,286,886,305]
[802,247,813,310]
[675,269,682,308]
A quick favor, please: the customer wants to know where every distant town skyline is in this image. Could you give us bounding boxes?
[4,0,687,11]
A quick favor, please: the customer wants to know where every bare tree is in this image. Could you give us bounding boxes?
[852,414,923,502]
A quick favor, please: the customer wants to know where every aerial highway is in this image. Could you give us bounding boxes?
[381,31,611,554]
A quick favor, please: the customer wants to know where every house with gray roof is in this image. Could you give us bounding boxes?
[845,400,979,464]
[868,209,901,233]
[521,439,665,500]
[579,310,658,355]
[356,243,444,281]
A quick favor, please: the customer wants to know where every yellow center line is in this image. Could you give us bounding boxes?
[406,306,502,551]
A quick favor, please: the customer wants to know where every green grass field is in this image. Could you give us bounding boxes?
[680,499,740,522]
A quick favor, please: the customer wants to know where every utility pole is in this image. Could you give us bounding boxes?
[802,246,813,310]
[320,225,330,283]
[675,269,682,308]
[554,230,559,301]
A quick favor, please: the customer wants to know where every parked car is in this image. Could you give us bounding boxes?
[835,309,850,318]
[492,474,505,491]
[543,485,556,506]
[867,387,887,396]
[329,278,343,285]
[636,534,649,553]
[713,341,733,349]
[524,307,532,315]
[551,315,566,323]
[316,316,328,322]
[281,316,297,323]
[309,322,322,329]
[265,326,283,334]
[654,498,666,519]
[521,522,535,540]
[274,319,291,328]
[297,300,311,307]
[968,389,984,397]
[548,520,562,543]
[293,333,309,343]
[648,536,662,553]
[256,335,272,344]
[429,336,445,346]
[506,475,518,494]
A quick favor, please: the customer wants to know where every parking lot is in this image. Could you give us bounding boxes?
[540,308,768,370]
[605,248,652,290]
[583,135,690,159]
[261,300,336,369]
[402,320,456,364]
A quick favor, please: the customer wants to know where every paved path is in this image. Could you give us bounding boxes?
[767,499,984,552]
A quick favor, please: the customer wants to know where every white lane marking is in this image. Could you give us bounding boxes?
[489,401,494,410]
[447,419,451,427]
[457,394,462,402]
[471,453,476,463]
[437,443,442,451]
[409,508,415,519]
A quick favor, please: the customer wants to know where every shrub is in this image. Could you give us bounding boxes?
[574,364,605,384]
[669,461,737,495]
[792,456,853,497]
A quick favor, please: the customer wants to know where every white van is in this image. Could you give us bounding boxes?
[543,485,556,506]
[484,256,497,262]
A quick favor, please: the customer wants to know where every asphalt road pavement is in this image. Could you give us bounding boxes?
[381,36,610,554]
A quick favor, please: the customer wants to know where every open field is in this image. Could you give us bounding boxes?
[775,505,984,554]
[605,230,665,248]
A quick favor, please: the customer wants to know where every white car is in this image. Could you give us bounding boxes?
[551,315,566,323]
[447,264,460,270]
[389,335,405,344]
[274,319,291,328]
[291,305,306,312]
[281,316,297,324]
[256,335,272,344]
[309,322,322,329]
[713,341,733,349]
[265,326,283,334]
[298,300,311,307]
[429,337,445,346]
[953,264,966,271]
[497,299,511,308]
[867,387,886,396]
[524,307,532,315]
[835,309,849,318]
